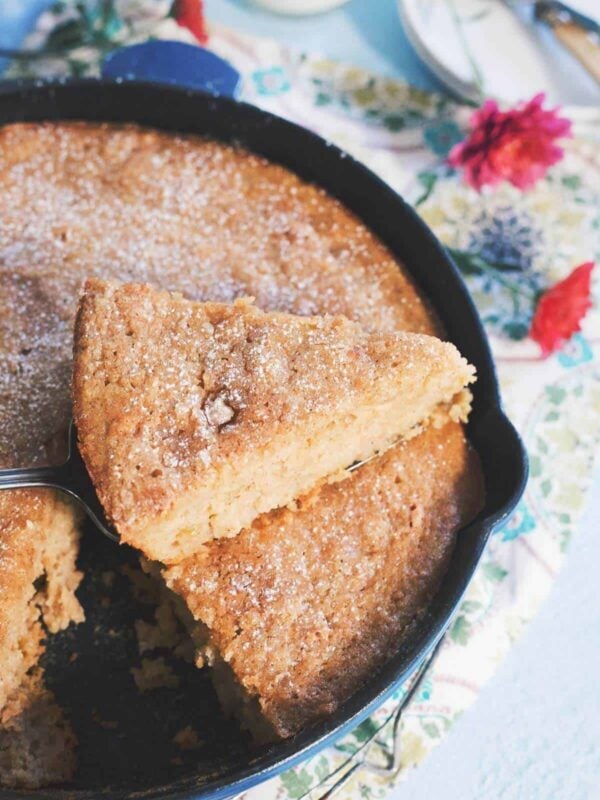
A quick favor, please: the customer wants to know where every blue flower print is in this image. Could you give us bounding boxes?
[419,677,433,701]
[423,120,463,157]
[557,333,593,368]
[468,208,543,271]
[252,66,291,97]
[498,501,536,542]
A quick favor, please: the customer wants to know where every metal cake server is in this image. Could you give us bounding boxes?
[0,422,119,541]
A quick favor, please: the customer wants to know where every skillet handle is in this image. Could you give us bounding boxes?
[101,40,242,98]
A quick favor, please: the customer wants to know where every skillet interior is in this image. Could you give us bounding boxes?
[0,81,527,800]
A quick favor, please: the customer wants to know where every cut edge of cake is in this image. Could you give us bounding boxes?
[0,491,84,787]
[0,492,84,716]
[0,668,77,789]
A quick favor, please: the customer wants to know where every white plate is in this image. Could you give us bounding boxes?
[250,0,350,13]
[398,0,600,107]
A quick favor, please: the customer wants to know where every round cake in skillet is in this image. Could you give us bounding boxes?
[0,122,483,788]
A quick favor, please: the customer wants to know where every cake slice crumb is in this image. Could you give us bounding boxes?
[0,669,76,788]
[130,658,180,693]
[173,725,203,751]
[119,564,161,605]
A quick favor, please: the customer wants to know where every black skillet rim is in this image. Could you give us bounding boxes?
[0,79,528,800]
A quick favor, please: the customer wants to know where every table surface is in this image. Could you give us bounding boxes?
[3,2,600,799]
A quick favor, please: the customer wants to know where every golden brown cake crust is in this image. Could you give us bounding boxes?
[167,420,483,739]
[73,280,472,559]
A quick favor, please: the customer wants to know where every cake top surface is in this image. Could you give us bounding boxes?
[167,420,483,738]
[72,279,469,541]
[0,121,438,470]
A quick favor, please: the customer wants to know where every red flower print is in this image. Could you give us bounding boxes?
[530,262,594,356]
[171,0,208,44]
[448,93,571,191]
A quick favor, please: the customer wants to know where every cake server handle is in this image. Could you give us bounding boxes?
[0,422,118,542]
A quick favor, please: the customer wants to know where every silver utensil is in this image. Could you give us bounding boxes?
[510,0,600,85]
[0,422,118,541]
[535,1,600,36]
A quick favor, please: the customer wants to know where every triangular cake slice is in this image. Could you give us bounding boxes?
[72,280,475,564]
[164,421,484,742]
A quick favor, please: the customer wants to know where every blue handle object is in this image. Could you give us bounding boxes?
[101,40,241,98]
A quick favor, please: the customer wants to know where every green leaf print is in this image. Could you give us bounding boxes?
[315,92,332,106]
[561,175,581,190]
[466,9,491,22]
[444,247,545,343]
[67,58,89,77]
[314,756,329,783]
[334,741,359,755]
[449,615,471,646]
[353,717,379,743]
[383,114,407,132]
[421,720,441,738]
[482,562,509,582]
[560,529,572,552]
[540,479,552,498]
[546,385,567,405]
[460,600,482,613]
[414,171,439,207]
[280,767,313,799]
[530,455,542,478]
[502,320,529,341]
[46,18,87,51]
[537,436,549,454]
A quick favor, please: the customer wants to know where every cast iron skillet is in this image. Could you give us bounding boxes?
[0,80,527,800]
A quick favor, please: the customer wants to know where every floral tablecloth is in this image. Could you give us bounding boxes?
[5,4,600,799]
